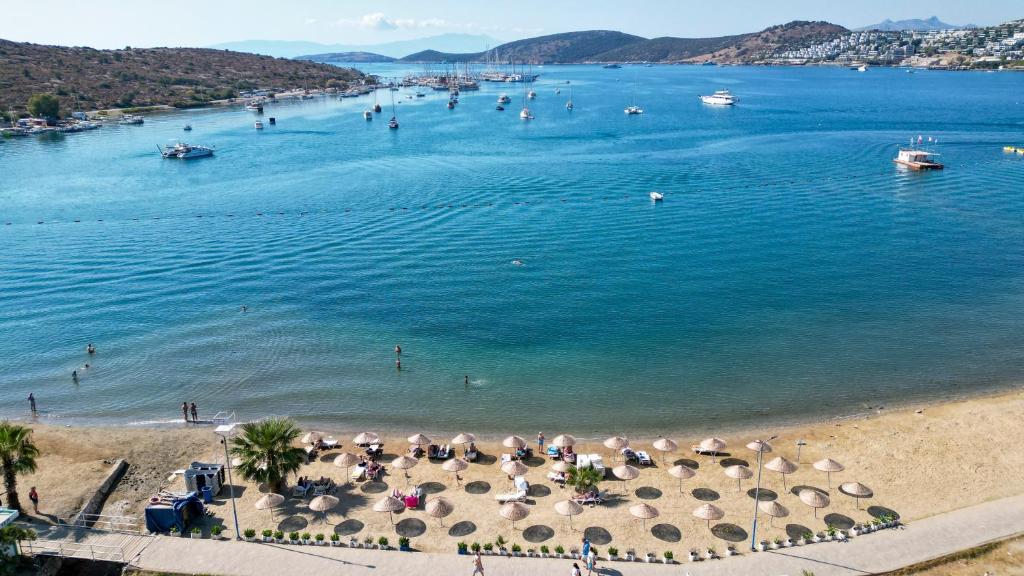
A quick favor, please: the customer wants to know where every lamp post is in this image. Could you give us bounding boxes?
[796,439,807,464]
[749,435,778,552]
[215,424,241,541]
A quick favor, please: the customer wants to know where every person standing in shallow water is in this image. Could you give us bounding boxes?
[27,393,37,414]
[394,344,401,356]
[182,402,189,423]
[190,402,198,422]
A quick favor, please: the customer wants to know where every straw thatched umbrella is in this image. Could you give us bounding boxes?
[301,431,324,445]
[554,499,584,531]
[502,435,526,449]
[373,495,406,526]
[353,432,379,446]
[724,464,753,491]
[551,434,576,448]
[757,500,789,527]
[839,482,873,509]
[604,436,629,461]
[813,458,845,490]
[452,432,476,446]
[746,439,773,454]
[392,455,419,484]
[499,501,530,530]
[309,494,339,524]
[407,433,432,447]
[629,502,659,532]
[652,437,678,463]
[799,489,830,518]
[692,503,725,529]
[334,452,361,485]
[667,464,696,494]
[765,456,799,491]
[254,493,284,521]
[502,460,529,477]
[425,496,454,527]
[612,464,640,495]
[442,457,468,486]
[699,437,727,463]
[551,460,573,473]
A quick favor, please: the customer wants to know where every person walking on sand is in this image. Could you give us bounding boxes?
[27,393,37,414]
[586,548,597,575]
[471,550,485,575]
[570,562,582,576]
[182,402,190,423]
[190,402,198,423]
[28,487,39,513]
[581,537,591,559]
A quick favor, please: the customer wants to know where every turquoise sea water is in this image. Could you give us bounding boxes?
[1,64,1023,434]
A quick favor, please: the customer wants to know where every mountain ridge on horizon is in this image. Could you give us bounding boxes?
[854,16,975,32]
[209,33,502,59]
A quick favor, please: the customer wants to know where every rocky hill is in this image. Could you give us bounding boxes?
[0,39,364,115]
[396,22,848,64]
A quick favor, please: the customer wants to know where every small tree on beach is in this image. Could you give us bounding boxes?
[27,94,60,119]
[0,422,39,513]
[229,418,305,494]
[565,464,602,494]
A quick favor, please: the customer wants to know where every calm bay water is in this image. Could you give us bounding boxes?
[1,65,1023,434]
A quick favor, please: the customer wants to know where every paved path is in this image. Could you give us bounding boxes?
[117,494,1023,574]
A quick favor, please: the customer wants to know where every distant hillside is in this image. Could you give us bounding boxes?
[593,34,749,62]
[211,33,503,59]
[855,16,973,32]
[296,51,395,63]
[0,39,363,115]
[401,30,646,63]
[691,21,848,63]
[398,22,848,64]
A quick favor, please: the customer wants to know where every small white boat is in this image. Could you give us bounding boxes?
[254,121,264,130]
[649,191,664,201]
[700,90,736,106]
[857,64,868,72]
[527,90,537,99]
[159,142,214,159]
[119,114,144,125]
[363,110,373,120]
[893,149,943,170]
[520,107,533,120]
[388,117,399,129]
[498,94,512,104]
[625,105,643,115]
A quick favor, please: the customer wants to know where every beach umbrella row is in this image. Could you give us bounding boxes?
[500,501,530,529]
[554,499,583,530]
[426,496,454,526]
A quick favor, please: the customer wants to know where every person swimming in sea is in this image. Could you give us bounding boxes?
[86,343,96,354]
[395,344,401,356]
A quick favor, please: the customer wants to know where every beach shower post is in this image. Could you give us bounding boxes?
[749,435,778,552]
[215,424,242,540]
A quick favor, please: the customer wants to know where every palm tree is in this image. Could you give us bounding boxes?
[565,464,603,494]
[0,422,39,513]
[228,418,305,494]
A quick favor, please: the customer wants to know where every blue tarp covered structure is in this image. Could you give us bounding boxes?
[144,492,204,534]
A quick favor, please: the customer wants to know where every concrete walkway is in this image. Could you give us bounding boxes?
[123,494,1023,575]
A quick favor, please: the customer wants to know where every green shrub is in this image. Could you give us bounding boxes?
[262,529,273,538]
[607,546,618,557]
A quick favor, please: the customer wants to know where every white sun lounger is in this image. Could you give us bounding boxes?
[635,450,653,466]
[494,489,527,503]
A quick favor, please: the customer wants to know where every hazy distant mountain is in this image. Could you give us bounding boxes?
[296,51,395,63]
[210,33,502,59]
[399,22,848,64]
[855,16,974,32]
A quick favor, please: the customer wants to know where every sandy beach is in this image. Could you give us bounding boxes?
[13,387,1024,558]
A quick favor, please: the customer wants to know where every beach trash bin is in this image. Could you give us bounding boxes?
[201,486,213,504]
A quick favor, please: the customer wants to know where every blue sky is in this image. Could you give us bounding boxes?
[1,0,1018,48]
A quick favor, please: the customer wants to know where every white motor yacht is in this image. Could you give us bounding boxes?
[520,107,533,120]
[159,142,214,159]
[700,90,736,106]
[625,105,644,115]
[649,191,664,201]
[497,94,512,104]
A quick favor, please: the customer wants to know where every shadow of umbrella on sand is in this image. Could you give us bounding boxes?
[255,493,284,521]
